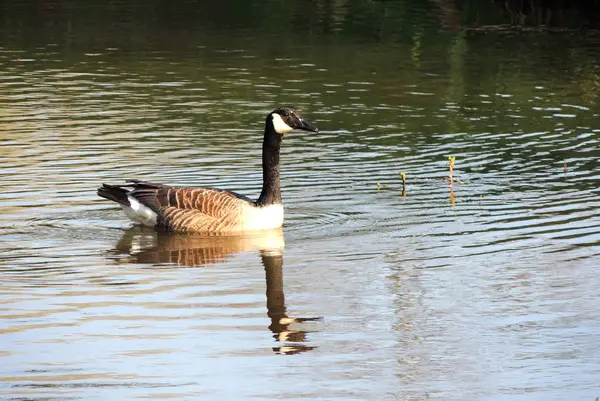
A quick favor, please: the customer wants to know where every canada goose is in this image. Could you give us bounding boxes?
[97,106,318,234]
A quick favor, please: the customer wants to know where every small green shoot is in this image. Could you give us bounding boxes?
[448,156,456,205]
[400,172,407,198]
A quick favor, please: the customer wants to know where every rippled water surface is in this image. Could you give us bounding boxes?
[1,1,600,400]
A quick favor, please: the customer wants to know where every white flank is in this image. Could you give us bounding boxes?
[121,196,158,227]
[271,113,294,134]
[241,203,284,231]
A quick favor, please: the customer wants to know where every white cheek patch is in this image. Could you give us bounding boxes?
[271,113,294,134]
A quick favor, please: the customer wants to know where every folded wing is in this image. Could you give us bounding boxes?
[123,180,254,233]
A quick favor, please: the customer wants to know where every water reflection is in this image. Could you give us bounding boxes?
[2,0,600,397]
[262,250,321,355]
[112,227,320,355]
[112,227,286,267]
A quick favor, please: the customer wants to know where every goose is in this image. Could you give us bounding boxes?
[97,106,318,234]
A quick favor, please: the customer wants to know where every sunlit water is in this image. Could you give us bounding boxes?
[1,2,600,400]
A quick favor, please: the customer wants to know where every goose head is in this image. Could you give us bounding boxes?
[270,106,318,134]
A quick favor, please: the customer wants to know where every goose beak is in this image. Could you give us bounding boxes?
[298,119,318,132]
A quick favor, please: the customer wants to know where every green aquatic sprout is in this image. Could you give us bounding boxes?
[400,172,407,198]
[448,156,456,205]
[377,181,389,191]
[448,156,456,183]
[448,156,456,168]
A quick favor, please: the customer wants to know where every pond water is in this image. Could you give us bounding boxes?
[1,1,600,400]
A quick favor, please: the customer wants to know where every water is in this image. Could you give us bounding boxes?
[1,1,600,400]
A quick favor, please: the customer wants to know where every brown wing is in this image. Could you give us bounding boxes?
[128,180,253,233]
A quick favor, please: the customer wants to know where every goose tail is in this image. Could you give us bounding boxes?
[97,183,131,207]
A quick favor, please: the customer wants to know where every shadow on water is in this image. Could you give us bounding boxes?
[111,227,321,355]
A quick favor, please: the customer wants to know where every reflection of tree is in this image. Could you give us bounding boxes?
[574,62,600,104]
[444,30,467,133]
[2,0,599,52]
[491,0,600,28]
[430,0,461,32]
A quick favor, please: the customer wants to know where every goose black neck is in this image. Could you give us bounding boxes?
[256,123,282,206]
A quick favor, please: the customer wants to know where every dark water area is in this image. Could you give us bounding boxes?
[1,1,600,400]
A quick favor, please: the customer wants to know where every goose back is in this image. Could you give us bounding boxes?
[101,181,283,233]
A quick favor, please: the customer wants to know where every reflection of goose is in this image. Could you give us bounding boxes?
[262,250,321,355]
[98,106,318,234]
[113,226,285,266]
[111,227,320,354]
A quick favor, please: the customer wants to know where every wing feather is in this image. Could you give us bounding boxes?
[125,181,253,232]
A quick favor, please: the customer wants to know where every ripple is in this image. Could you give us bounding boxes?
[2,16,600,400]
